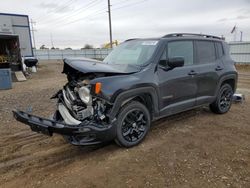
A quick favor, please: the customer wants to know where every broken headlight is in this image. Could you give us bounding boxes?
[78,86,91,104]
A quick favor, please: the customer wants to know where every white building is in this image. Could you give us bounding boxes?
[0,13,33,57]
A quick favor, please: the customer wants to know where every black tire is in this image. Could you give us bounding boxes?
[210,84,233,114]
[115,101,151,148]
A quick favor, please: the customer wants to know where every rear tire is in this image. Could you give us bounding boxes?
[210,84,233,114]
[115,101,151,148]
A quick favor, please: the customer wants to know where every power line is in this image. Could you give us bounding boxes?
[54,0,149,27]
[50,0,76,13]
[112,0,134,6]
[39,0,102,25]
[52,0,100,22]
[53,8,107,27]
[112,0,148,11]
[39,0,149,48]
[33,0,150,49]
[37,0,78,23]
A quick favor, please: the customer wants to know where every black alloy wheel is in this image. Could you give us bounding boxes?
[121,109,147,142]
[219,87,233,112]
[210,84,233,114]
[115,101,151,147]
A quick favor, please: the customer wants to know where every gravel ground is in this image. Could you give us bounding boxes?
[0,61,249,188]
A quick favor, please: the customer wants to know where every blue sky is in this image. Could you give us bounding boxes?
[1,0,250,48]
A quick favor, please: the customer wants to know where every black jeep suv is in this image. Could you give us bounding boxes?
[13,33,238,147]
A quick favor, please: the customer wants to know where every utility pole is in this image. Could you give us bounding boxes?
[50,33,54,48]
[240,31,243,42]
[30,19,37,50]
[107,0,113,48]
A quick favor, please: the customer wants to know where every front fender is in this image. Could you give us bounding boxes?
[107,86,159,120]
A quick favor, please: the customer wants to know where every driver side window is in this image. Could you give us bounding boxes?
[168,41,194,65]
[160,41,194,66]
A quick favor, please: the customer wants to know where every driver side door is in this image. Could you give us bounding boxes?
[157,40,199,116]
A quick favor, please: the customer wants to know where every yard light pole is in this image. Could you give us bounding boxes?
[30,19,36,49]
[107,0,113,48]
[30,19,37,56]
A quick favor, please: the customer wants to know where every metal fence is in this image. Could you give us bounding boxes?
[34,49,112,60]
[34,43,250,64]
[229,42,250,64]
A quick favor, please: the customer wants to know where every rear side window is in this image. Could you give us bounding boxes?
[216,42,224,58]
[196,41,216,64]
[168,41,194,65]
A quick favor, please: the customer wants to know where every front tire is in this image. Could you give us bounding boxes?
[210,84,233,114]
[115,101,151,148]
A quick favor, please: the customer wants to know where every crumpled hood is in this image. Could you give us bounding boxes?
[63,58,141,74]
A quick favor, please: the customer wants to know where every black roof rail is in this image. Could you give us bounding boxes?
[162,33,224,40]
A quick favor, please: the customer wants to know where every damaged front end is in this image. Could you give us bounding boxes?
[13,58,139,145]
[13,78,117,145]
[53,77,117,145]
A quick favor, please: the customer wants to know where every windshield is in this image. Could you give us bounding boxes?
[103,40,158,65]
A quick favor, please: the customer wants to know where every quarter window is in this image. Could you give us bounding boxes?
[216,42,224,58]
[168,41,194,65]
[196,41,216,64]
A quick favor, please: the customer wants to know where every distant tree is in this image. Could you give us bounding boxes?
[65,47,72,50]
[51,47,55,50]
[40,45,48,50]
[81,44,93,50]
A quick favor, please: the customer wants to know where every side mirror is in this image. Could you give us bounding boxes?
[167,57,184,69]
[159,59,168,67]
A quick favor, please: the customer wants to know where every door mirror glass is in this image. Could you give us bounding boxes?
[159,59,167,67]
[167,57,184,68]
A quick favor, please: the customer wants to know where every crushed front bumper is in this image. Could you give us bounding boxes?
[13,110,116,145]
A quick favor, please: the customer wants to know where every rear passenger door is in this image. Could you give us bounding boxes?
[195,40,224,105]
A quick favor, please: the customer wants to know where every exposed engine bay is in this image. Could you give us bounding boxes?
[56,77,110,126]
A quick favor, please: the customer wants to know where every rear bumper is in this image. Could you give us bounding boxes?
[13,110,116,145]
